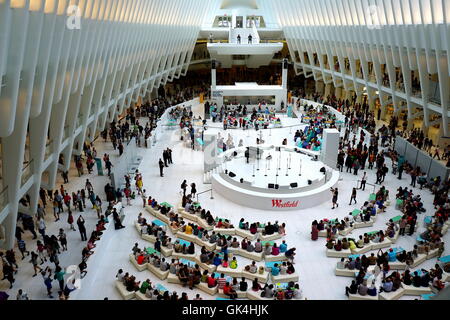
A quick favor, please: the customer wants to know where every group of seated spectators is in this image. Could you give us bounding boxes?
[345,264,447,297]
[326,230,389,251]
[239,219,286,236]
[116,269,190,300]
[131,243,171,270]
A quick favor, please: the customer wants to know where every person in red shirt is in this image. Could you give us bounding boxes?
[207,274,217,288]
[223,282,238,299]
[137,254,145,265]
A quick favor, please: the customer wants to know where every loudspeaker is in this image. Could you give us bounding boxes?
[276,147,281,152]
[233,151,238,157]
[320,167,326,173]
[225,170,228,174]
[229,172,236,178]
[268,183,275,189]
[290,183,298,188]
[308,180,312,185]
[240,178,244,183]
[275,184,279,189]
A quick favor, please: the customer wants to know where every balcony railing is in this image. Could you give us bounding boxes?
[0,186,8,213]
[21,159,33,187]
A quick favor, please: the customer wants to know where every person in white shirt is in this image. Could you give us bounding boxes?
[116,269,124,282]
[16,289,29,300]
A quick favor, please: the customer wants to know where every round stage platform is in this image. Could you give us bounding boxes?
[211,144,340,211]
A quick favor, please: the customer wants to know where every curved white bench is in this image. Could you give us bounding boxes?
[427,248,439,260]
[351,245,372,255]
[335,267,357,277]
[177,232,198,243]
[115,281,135,300]
[172,252,197,260]
[259,233,283,242]
[339,227,354,236]
[196,282,218,295]
[241,270,269,283]
[353,220,375,229]
[379,288,405,300]
[142,234,157,243]
[247,290,273,300]
[238,249,264,261]
[129,254,148,272]
[326,248,352,258]
[147,264,169,280]
[167,273,182,284]
[370,238,392,250]
[214,227,237,236]
[265,254,288,262]
[135,291,151,301]
[235,228,258,241]
[195,255,218,273]
[388,261,407,270]
[348,292,379,300]
[401,283,432,295]
[271,273,299,283]
[411,253,428,268]
[217,290,248,299]
[160,246,173,257]
[216,266,243,278]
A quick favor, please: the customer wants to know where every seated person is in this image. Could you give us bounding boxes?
[271,264,280,276]
[213,254,222,266]
[246,261,258,274]
[207,273,217,288]
[334,240,343,251]
[223,282,238,299]
[337,258,345,269]
[356,236,365,248]
[239,277,248,292]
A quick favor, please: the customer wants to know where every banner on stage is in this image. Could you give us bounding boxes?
[271,200,299,208]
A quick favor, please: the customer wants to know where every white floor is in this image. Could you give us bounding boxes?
[1,102,449,300]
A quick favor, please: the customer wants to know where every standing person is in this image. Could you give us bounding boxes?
[180,180,187,196]
[105,159,113,177]
[55,266,66,291]
[77,216,87,241]
[3,263,15,289]
[349,188,357,205]
[399,216,407,236]
[398,163,404,180]
[159,159,164,177]
[42,268,54,298]
[17,239,30,259]
[37,217,46,238]
[167,148,173,164]
[118,141,124,156]
[142,189,147,208]
[410,170,417,188]
[29,252,42,277]
[360,172,367,191]
[163,150,169,167]
[58,229,68,251]
[237,34,241,44]
[408,218,416,236]
[63,193,71,211]
[67,210,76,231]
[331,188,339,209]
[39,187,47,208]
[190,183,197,198]
[52,198,60,222]
[36,241,47,264]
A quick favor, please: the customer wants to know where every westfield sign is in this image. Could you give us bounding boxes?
[272,200,299,208]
